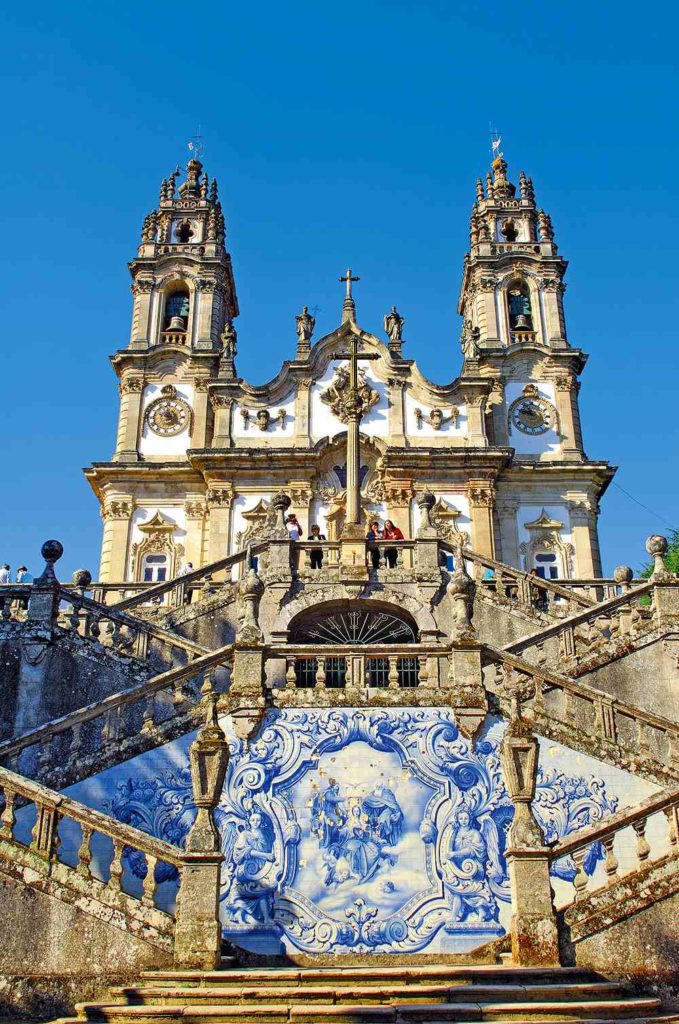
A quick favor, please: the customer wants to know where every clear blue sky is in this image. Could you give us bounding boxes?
[1,1,677,579]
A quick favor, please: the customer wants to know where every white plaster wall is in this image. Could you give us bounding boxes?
[232,395,296,440]
[404,392,468,440]
[310,361,389,442]
[505,381,560,456]
[139,383,194,457]
[230,493,274,549]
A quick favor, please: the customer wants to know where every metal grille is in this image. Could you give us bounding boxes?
[294,658,317,688]
[398,657,420,688]
[366,657,389,687]
[294,609,416,645]
[324,656,346,688]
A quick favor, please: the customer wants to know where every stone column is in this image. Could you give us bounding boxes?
[567,499,598,578]
[174,695,228,970]
[499,704,560,967]
[553,375,584,460]
[191,378,212,448]
[211,395,233,448]
[99,500,133,583]
[543,280,567,345]
[206,487,234,563]
[294,378,313,447]
[478,278,501,344]
[387,379,406,445]
[114,375,145,462]
[195,280,216,349]
[129,280,153,348]
[467,480,496,558]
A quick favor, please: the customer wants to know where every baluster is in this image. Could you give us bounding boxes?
[31,801,60,858]
[571,848,589,900]
[108,839,124,892]
[68,600,81,631]
[89,612,101,641]
[173,678,188,705]
[141,694,156,733]
[396,545,404,569]
[142,854,158,907]
[633,818,651,863]
[286,658,297,689]
[1,601,11,622]
[132,629,149,661]
[664,805,679,853]
[68,722,83,762]
[200,670,216,698]
[418,657,429,686]
[388,656,399,689]
[602,835,619,881]
[77,824,94,878]
[315,657,326,689]
[533,676,545,712]
[0,787,16,838]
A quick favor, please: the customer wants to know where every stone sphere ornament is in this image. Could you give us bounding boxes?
[41,540,64,563]
[613,565,633,586]
[72,569,93,589]
[645,535,668,557]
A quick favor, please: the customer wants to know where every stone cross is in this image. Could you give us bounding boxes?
[339,268,360,324]
[330,334,379,530]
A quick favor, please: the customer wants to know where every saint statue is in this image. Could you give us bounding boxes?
[384,306,405,344]
[460,320,480,360]
[221,320,238,359]
[444,805,500,923]
[295,305,315,345]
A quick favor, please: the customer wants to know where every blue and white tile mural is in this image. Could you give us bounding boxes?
[61,709,660,956]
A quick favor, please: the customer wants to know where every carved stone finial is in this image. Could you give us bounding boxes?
[36,540,64,584]
[416,491,437,539]
[238,566,265,644]
[613,565,633,590]
[537,209,554,241]
[71,569,92,589]
[271,492,292,538]
[646,534,671,581]
[448,557,476,640]
[475,177,485,202]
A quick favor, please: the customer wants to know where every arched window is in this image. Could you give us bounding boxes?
[507,280,533,333]
[142,553,168,583]
[162,288,190,332]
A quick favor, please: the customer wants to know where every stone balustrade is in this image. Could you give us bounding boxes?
[0,763,181,948]
[0,644,234,789]
[550,786,679,908]
[486,647,679,786]
[0,585,32,622]
[267,643,452,694]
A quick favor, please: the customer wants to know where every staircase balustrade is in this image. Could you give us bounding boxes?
[0,584,32,622]
[0,764,181,941]
[486,647,679,786]
[549,787,679,908]
[273,644,445,691]
[0,645,234,788]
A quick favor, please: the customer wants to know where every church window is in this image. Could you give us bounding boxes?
[163,288,190,331]
[333,463,370,489]
[367,657,389,687]
[290,606,418,645]
[534,552,558,580]
[142,553,168,583]
[507,281,533,332]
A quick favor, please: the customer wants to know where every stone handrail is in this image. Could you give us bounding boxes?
[111,541,267,612]
[58,586,209,660]
[484,645,679,785]
[0,643,234,787]
[548,786,679,907]
[0,585,31,622]
[438,541,594,612]
[503,580,655,659]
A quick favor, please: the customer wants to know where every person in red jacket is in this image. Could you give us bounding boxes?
[383,519,404,568]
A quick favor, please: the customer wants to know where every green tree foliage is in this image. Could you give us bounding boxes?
[640,530,679,578]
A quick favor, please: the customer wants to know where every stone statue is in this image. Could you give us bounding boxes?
[221,320,237,359]
[384,306,404,344]
[460,320,480,360]
[295,306,315,345]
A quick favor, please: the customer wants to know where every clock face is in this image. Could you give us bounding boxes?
[511,398,554,435]
[146,396,191,436]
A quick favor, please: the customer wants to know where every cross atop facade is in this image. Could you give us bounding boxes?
[339,267,360,323]
[330,333,379,529]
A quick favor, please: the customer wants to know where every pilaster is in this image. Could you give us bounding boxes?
[99,500,134,581]
[294,378,313,446]
[184,499,208,567]
[191,377,212,448]
[496,499,520,567]
[467,479,496,558]
[206,486,234,562]
[387,379,406,445]
[554,374,584,460]
[210,394,233,448]
[114,375,144,462]
[567,498,598,577]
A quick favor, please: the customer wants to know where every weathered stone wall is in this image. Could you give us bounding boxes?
[0,871,171,1017]
[586,634,679,722]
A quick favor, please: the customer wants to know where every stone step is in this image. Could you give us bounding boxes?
[138,966,600,989]
[72,997,664,1024]
[113,982,627,1007]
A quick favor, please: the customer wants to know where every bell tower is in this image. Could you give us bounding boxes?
[457,151,613,577]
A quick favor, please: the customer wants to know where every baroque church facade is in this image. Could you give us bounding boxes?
[86,153,612,587]
[0,152,677,1022]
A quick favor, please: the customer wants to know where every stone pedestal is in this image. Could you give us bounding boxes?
[340,522,369,581]
[447,643,488,740]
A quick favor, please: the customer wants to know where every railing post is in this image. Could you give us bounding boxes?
[499,700,561,967]
[174,695,228,970]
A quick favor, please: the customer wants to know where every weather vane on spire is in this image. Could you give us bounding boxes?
[489,123,502,160]
[188,125,204,161]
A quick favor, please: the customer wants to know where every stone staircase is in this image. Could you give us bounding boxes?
[56,964,677,1023]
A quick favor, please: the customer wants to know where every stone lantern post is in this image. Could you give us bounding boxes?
[499,698,560,967]
[174,694,229,969]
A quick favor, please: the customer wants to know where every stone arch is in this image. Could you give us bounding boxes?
[273,584,437,639]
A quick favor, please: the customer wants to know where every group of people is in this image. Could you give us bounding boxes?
[0,564,34,612]
[284,514,405,570]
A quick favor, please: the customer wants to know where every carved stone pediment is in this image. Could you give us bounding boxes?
[430,499,463,541]
[320,366,379,424]
[524,508,564,532]
[236,498,277,549]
